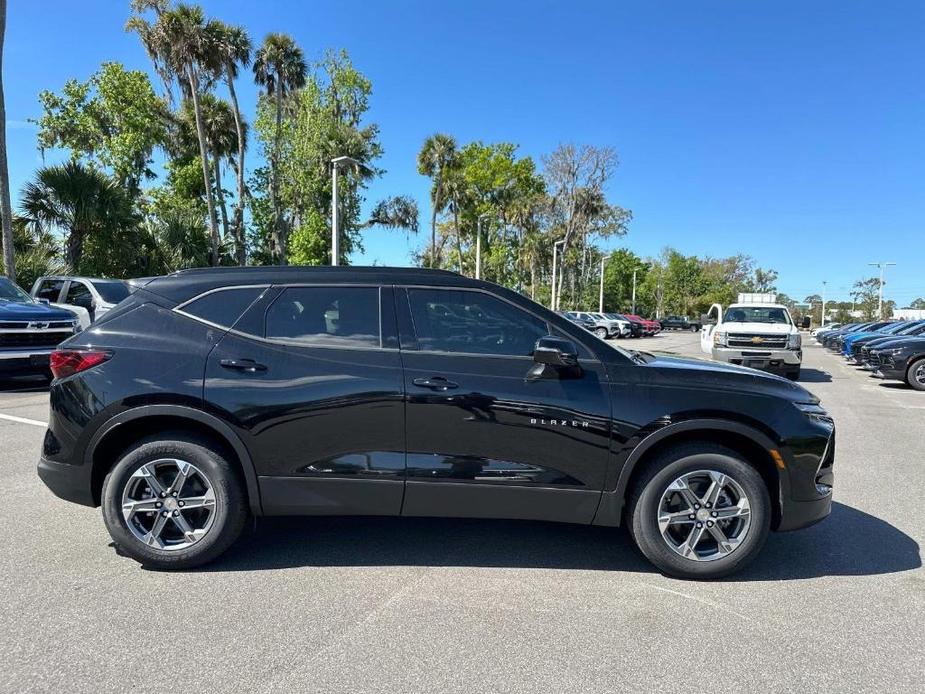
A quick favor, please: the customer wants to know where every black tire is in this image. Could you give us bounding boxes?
[595,327,608,339]
[101,432,248,570]
[906,357,925,391]
[627,443,771,579]
[690,325,699,332]
[786,368,800,381]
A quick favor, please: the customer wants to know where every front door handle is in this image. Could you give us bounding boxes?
[412,376,458,391]
[220,358,267,373]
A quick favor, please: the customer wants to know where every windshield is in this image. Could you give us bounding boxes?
[0,278,33,303]
[897,321,925,335]
[723,306,791,325]
[91,280,130,303]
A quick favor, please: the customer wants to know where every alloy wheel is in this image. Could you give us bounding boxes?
[914,362,925,386]
[657,469,751,561]
[121,459,218,551]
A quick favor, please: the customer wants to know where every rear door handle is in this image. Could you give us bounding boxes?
[412,376,458,391]
[220,358,267,373]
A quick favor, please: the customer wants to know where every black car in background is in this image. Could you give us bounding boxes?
[38,267,834,579]
[660,315,702,332]
[870,337,925,390]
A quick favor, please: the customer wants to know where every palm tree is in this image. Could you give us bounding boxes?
[127,2,223,265]
[210,20,250,265]
[20,162,134,273]
[416,133,456,268]
[0,0,15,281]
[253,33,307,265]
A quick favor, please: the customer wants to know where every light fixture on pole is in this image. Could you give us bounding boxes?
[598,254,612,313]
[475,213,490,280]
[868,261,896,319]
[330,156,362,266]
[551,240,566,311]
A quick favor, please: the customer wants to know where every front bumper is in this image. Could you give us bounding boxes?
[712,346,802,373]
[778,424,835,531]
[0,348,54,374]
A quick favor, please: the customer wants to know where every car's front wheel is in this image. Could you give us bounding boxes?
[101,433,248,570]
[628,443,771,579]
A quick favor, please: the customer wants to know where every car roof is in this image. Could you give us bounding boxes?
[140,266,486,304]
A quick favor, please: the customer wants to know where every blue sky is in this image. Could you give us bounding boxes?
[5,1,924,305]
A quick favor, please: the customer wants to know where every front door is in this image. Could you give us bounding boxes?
[204,284,406,516]
[397,287,612,524]
[700,303,723,354]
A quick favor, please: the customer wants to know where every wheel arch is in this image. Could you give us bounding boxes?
[86,405,263,516]
[594,419,784,529]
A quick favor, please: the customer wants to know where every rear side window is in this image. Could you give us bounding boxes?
[65,281,93,307]
[180,287,265,328]
[36,279,64,302]
[91,280,130,303]
[266,287,381,348]
[407,288,548,356]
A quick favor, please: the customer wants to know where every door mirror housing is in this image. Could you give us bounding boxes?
[533,336,579,367]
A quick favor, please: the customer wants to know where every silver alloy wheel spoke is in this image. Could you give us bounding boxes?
[121,458,218,552]
[658,469,752,562]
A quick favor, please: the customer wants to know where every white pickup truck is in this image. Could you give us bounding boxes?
[700,294,802,380]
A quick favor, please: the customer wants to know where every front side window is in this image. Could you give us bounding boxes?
[407,288,548,356]
[266,286,381,348]
[65,281,93,308]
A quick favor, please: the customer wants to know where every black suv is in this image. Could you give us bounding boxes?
[660,315,702,332]
[38,267,834,579]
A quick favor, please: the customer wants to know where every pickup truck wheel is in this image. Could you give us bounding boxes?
[101,433,248,570]
[594,327,608,339]
[906,358,925,391]
[627,443,770,579]
[690,325,699,332]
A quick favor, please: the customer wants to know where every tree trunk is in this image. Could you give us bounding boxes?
[430,175,440,269]
[65,230,83,274]
[530,261,536,300]
[271,86,286,265]
[226,74,247,266]
[0,0,14,281]
[187,65,220,266]
[213,150,230,249]
[453,203,462,274]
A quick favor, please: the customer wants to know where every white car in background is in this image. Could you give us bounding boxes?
[31,276,130,327]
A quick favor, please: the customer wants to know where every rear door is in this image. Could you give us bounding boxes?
[397,286,611,524]
[202,283,406,516]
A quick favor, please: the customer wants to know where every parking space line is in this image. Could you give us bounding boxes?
[0,413,47,427]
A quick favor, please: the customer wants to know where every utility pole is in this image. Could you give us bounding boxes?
[631,269,638,314]
[598,254,612,313]
[868,262,896,319]
[821,281,827,327]
[330,156,361,266]
[551,240,566,311]
[475,213,490,280]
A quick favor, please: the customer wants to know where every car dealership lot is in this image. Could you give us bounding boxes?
[0,332,921,693]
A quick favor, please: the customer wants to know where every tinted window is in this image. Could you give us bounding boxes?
[36,279,64,302]
[407,288,548,356]
[182,287,265,328]
[91,280,130,303]
[266,287,380,348]
[65,281,93,307]
[723,306,791,324]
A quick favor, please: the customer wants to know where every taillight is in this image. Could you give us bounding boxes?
[49,350,111,379]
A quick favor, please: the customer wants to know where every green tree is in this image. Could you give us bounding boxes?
[851,277,881,320]
[2,216,63,289]
[909,297,925,310]
[417,133,457,267]
[34,62,169,192]
[19,161,136,273]
[253,32,306,264]
[601,248,646,313]
[127,1,224,264]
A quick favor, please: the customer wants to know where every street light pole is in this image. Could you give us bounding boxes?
[476,213,489,280]
[821,281,827,327]
[551,240,565,311]
[631,269,638,314]
[598,254,612,313]
[868,261,896,319]
[330,156,361,266]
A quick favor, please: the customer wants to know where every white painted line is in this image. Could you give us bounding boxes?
[0,413,47,427]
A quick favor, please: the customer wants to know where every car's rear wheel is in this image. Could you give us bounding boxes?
[906,357,925,391]
[101,433,247,570]
[595,327,608,339]
[628,443,770,579]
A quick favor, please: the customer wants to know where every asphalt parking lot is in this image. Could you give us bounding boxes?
[1,332,922,693]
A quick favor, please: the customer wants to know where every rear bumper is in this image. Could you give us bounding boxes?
[37,455,96,507]
[0,349,53,374]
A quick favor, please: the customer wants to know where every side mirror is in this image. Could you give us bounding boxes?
[533,336,579,367]
[37,298,50,305]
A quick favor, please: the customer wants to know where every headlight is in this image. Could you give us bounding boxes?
[72,320,82,334]
[794,402,834,425]
[713,330,727,346]
[788,333,802,349]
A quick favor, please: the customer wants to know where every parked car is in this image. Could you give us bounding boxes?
[566,311,630,339]
[0,277,80,378]
[624,314,660,336]
[870,337,925,390]
[858,322,925,368]
[842,321,915,361]
[826,321,892,352]
[820,322,878,349]
[38,266,834,579]
[660,315,702,332]
[559,311,595,332]
[810,323,841,338]
[31,276,130,324]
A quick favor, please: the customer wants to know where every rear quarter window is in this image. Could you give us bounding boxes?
[179,287,267,329]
